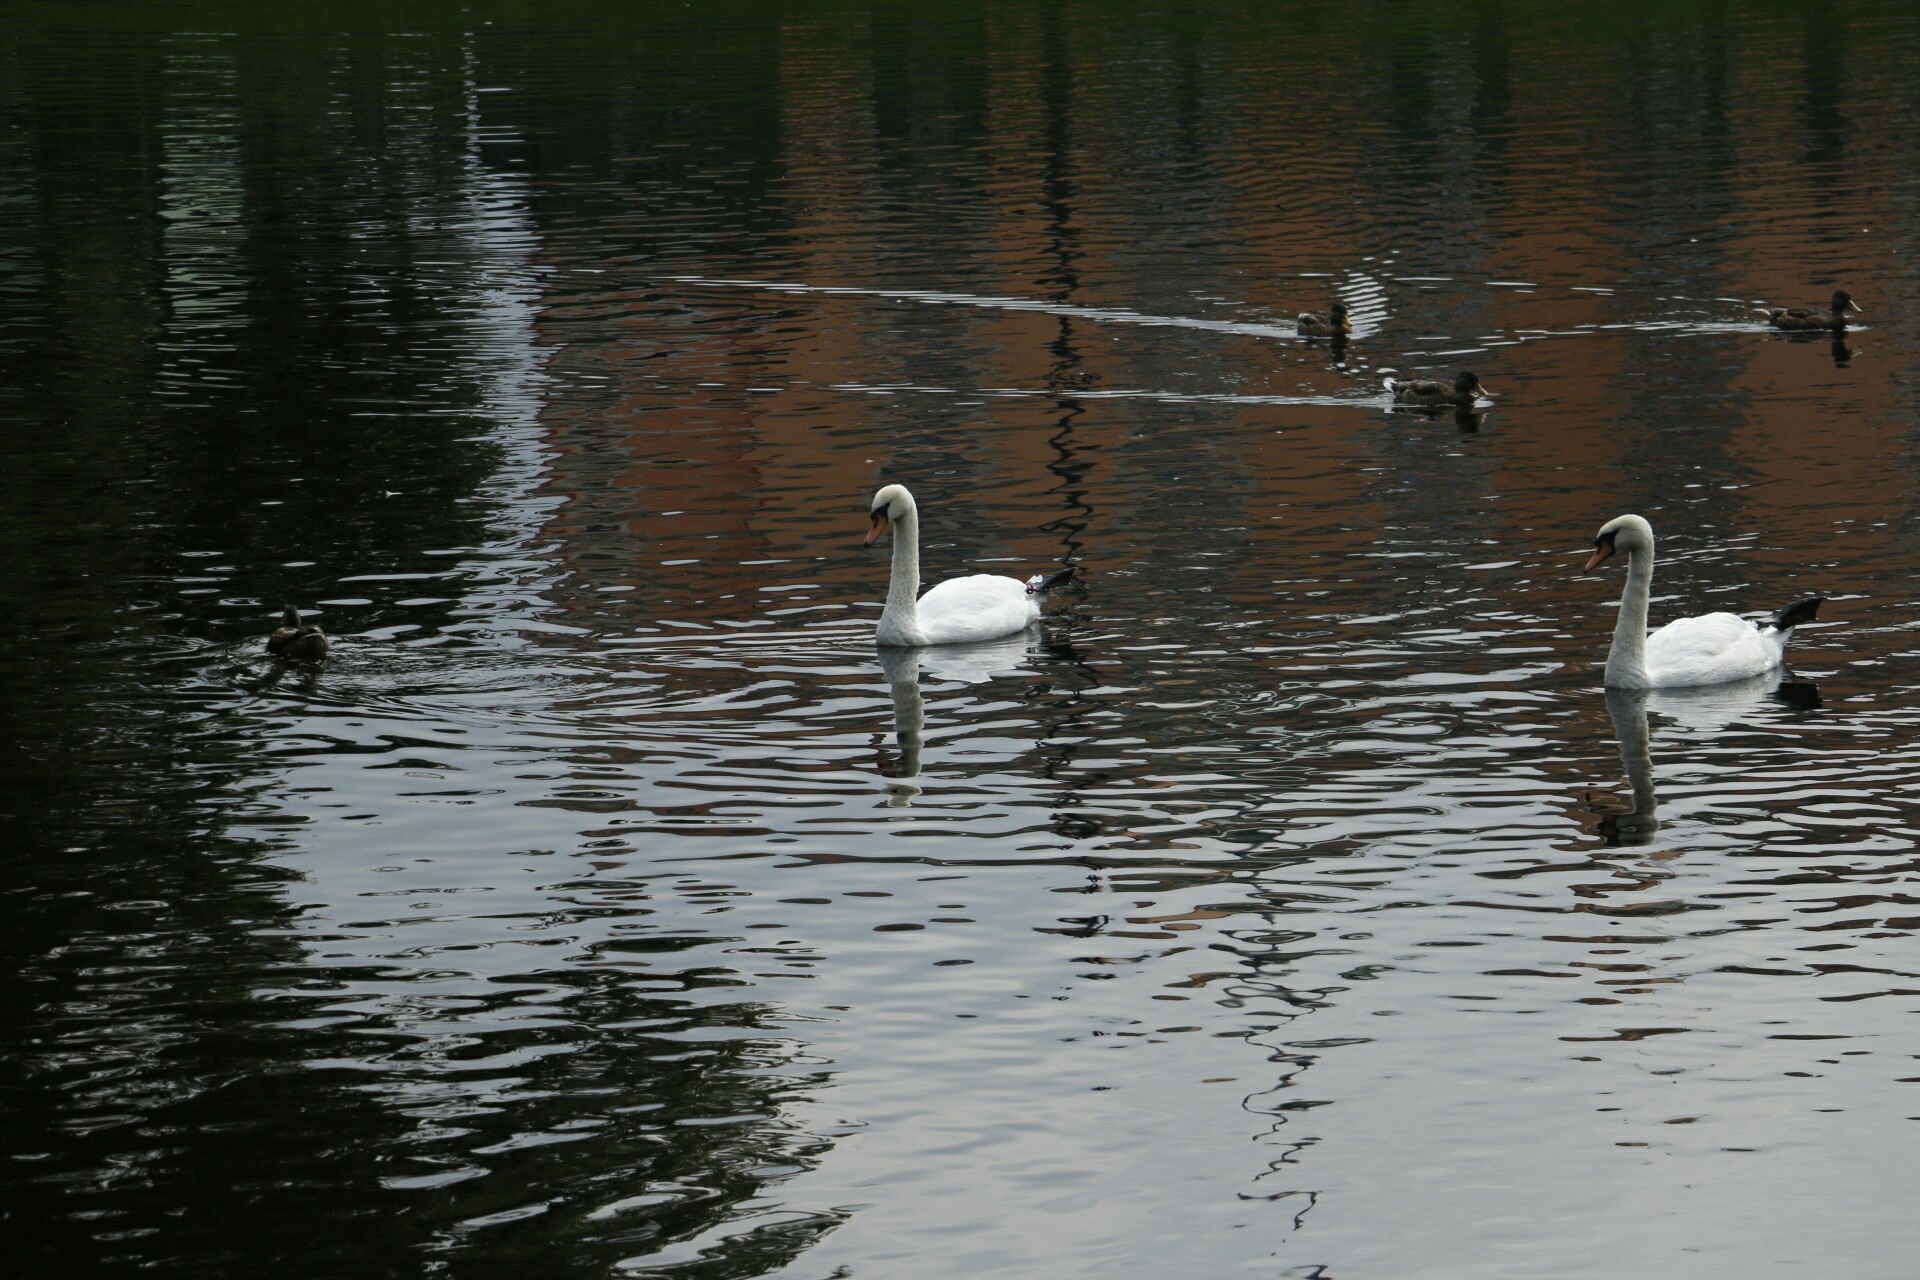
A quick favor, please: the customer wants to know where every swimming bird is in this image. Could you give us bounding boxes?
[1767,289,1861,331]
[866,483,1073,646]
[1582,514,1821,689]
[1389,371,1488,408]
[266,606,330,662]
[1296,302,1351,338]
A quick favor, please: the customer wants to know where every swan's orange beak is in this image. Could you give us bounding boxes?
[865,512,890,546]
[1582,543,1615,572]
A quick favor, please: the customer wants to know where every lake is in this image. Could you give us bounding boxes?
[5,2,1920,1276]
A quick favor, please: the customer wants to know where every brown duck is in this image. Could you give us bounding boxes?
[1297,302,1351,337]
[1768,289,1860,332]
[267,606,330,662]
[1390,371,1489,408]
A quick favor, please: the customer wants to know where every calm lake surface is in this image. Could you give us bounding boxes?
[7,2,1920,1275]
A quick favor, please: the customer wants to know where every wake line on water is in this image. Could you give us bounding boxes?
[664,276,1804,358]
[665,275,1305,341]
[829,381,1374,408]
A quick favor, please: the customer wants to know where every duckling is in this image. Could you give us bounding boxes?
[1767,289,1860,331]
[267,606,329,662]
[1389,370,1489,409]
[1296,302,1351,338]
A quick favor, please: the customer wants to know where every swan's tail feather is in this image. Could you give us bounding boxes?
[1025,567,1076,595]
[1764,596,1823,632]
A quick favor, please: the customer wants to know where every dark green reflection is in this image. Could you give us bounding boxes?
[2,5,816,1275]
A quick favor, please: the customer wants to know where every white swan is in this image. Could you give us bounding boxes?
[866,483,1073,647]
[1584,514,1822,689]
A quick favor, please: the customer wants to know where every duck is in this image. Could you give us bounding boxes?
[1296,302,1351,338]
[1767,289,1860,331]
[1389,371,1488,408]
[266,605,330,662]
[866,483,1074,646]
[1583,514,1821,689]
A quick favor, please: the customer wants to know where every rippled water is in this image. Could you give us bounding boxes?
[7,2,1920,1275]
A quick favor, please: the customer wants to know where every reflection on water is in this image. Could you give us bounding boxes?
[1599,688,1663,847]
[876,637,1044,806]
[7,1,1920,1276]
[877,647,925,805]
[1596,677,1825,848]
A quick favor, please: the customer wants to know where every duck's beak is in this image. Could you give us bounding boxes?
[1847,298,1863,313]
[1582,543,1615,572]
[864,512,890,546]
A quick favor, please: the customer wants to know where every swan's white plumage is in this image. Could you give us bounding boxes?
[868,483,1054,647]
[1639,611,1790,687]
[905,574,1039,646]
[1590,513,1807,689]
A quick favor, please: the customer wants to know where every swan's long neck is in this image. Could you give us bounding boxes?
[1605,539,1654,688]
[880,508,922,636]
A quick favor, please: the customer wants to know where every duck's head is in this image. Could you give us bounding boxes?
[1455,371,1489,397]
[280,605,301,628]
[1330,302,1350,321]
[1584,513,1654,572]
[866,483,917,546]
[1832,289,1861,315]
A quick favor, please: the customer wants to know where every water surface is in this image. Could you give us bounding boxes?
[6,3,1920,1276]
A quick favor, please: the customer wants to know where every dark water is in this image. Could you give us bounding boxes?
[6,2,1920,1275]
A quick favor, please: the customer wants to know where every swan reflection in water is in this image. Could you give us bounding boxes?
[875,638,1034,806]
[1594,675,1821,846]
[877,647,924,805]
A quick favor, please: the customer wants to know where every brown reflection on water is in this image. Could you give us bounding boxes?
[507,3,1920,661]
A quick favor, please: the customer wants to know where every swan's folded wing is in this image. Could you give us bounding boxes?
[916,574,1039,645]
[1644,611,1779,685]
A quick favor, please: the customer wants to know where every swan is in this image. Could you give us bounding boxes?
[266,605,329,661]
[866,483,1073,647]
[1583,514,1822,689]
